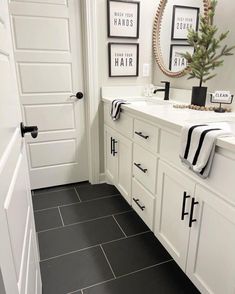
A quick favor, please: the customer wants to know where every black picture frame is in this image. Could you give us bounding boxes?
[171,5,200,41]
[107,0,140,39]
[169,44,194,71]
[108,42,139,77]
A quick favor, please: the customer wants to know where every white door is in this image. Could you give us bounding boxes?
[187,185,235,294]
[154,161,195,271]
[9,0,88,189]
[0,1,41,294]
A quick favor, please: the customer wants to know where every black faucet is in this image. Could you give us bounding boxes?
[153,81,170,100]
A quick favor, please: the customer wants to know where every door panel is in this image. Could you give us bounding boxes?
[4,153,30,279]
[9,0,88,189]
[0,1,41,293]
[24,104,75,131]
[29,139,77,167]
[187,185,235,294]
[116,132,132,204]
[155,161,194,271]
[13,16,70,51]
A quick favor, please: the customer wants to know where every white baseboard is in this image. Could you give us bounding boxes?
[99,173,106,183]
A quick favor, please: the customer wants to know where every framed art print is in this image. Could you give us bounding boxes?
[169,44,194,72]
[108,43,139,77]
[107,0,140,39]
[171,5,199,40]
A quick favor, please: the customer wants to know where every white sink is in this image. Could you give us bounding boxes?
[125,97,172,106]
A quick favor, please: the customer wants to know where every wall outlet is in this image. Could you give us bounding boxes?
[143,63,150,77]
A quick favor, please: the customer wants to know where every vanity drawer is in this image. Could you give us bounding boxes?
[133,144,157,194]
[132,177,155,230]
[104,103,133,138]
[133,119,159,153]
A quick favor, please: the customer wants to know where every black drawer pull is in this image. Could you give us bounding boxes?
[134,163,147,173]
[189,197,199,228]
[181,192,190,220]
[133,198,145,211]
[135,131,149,139]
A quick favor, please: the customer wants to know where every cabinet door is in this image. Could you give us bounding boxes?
[155,161,195,271]
[187,185,235,294]
[104,126,117,184]
[115,132,132,204]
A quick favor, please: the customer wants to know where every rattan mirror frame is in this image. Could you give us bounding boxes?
[153,0,210,77]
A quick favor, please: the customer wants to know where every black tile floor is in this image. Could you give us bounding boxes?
[32,182,200,294]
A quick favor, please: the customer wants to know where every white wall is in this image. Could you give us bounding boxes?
[153,0,235,109]
[97,0,158,173]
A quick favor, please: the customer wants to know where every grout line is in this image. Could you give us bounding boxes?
[112,215,127,237]
[100,244,116,279]
[39,230,151,263]
[36,210,133,234]
[34,202,80,213]
[74,187,82,202]
[80,259,174,292]
[33,194,122,213]
[101,230,150,246]
[33,187,74,196]
[81,290,84,294]
[40,244,99,263]
[58,207,65,226]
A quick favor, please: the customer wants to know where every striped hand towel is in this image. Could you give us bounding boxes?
[180,124,232,178]
[110,99,127,121]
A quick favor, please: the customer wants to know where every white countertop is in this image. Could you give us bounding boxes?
[102,95,235,153]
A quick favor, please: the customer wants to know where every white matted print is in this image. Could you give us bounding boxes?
[169,45,194,72]
[109,43,139,77]
[171,5,199,40]
[108,0,140,38]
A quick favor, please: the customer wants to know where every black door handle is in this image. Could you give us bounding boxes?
[189,198,199,227]
[70,92,84,99]
[133,198,145,211]
[181,192,190,220]
[20,122,38,139]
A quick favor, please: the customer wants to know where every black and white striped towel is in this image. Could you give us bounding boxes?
[110,99,127,121]
[180,124,232,178]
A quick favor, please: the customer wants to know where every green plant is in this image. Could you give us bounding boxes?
[181,0,235,87]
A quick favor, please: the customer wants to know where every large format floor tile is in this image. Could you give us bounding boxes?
[102,232,171,276]
[75,183,119,201]
[60,195,131,225]
[32,188,79,211]
[38,216,124,260]
[113,210,149,236]
[34,208,62,232]
[40,246,114,294]
[83,261,200,294]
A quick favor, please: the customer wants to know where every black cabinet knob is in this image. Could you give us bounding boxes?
[20,122,38,139]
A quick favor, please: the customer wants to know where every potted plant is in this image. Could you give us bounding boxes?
[181,0,235,106]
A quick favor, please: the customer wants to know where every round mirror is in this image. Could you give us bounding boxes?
[153,0,209,77]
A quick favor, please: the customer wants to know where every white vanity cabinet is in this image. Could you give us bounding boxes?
[103,99,235,294]
[187,185,235,294]
[155,160,235,294]
[155,161,195,271]
[104,125,132,204]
